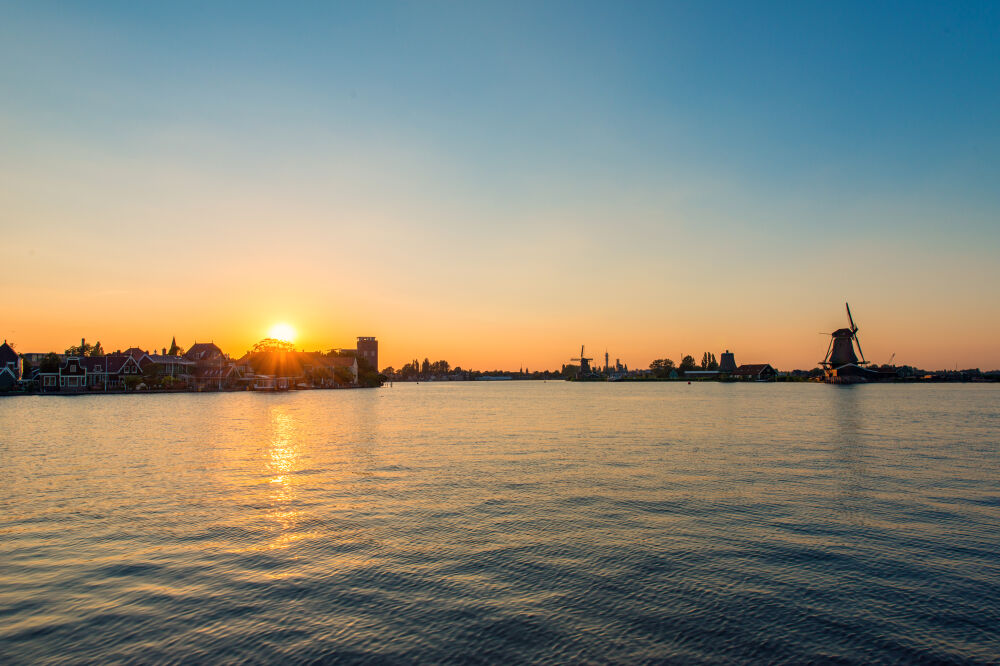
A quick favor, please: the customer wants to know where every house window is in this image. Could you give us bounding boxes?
[95,365,102,371]
[44,376,55,386]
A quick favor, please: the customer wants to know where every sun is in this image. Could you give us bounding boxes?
[268,322,297,343]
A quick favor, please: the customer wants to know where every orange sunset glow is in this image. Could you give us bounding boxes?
[1,3,998,374]
[3,5,1000,666]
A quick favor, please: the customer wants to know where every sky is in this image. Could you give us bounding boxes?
[2,1,998,371]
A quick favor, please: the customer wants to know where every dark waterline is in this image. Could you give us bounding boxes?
[2,383,999,663]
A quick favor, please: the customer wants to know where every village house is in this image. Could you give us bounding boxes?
[56,356,85,391]
[124,347,195,380]
[732,364,777,381]
[8,335,375,393]
[184,342,225,362]
[0,342,22,391]
[35,353,145,392]
[192,364,244,390]
[326,355,359,385]
[83,354,144,390]
[184,342,236,390]
[146,353,196,379]
[19,352,56,367]
[297,352,358,387]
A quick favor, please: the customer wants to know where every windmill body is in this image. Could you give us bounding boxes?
[570,345,594,378]
[828,328,859,366]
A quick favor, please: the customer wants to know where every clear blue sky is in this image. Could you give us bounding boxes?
[2,1,998,369]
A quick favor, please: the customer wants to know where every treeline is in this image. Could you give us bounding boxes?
[64,338,105,356]
[61,336,185,357]
[648,352,718,378]
[386,358,452,380]
[384,358,562,381]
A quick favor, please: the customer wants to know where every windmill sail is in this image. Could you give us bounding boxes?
[846,302,866,363]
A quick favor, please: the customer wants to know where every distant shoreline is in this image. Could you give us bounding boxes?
[3,376,997,397]
[0,384,376,398]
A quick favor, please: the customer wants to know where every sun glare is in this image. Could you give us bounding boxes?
[268,322,296,343]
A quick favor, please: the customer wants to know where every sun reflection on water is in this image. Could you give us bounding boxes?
[254,406,302,551]
[268,409,297,488]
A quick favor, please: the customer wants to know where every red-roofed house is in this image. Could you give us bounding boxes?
[184,343,224,362]
[732,364,777,381]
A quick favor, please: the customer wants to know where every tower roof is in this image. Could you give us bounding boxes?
[0,342,17,363]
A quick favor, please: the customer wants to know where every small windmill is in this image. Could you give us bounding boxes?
[571,345,593,377]
[821,302,869,369]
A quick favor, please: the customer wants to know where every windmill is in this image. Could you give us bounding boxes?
[570,345,593,377]
[821,302,869,370]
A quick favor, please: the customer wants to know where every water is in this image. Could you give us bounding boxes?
[1,382,999,664]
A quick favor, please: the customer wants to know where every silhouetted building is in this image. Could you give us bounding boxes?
[0,341,21,390]
[184,342,225,362]
[356,337,378,372]
[719,350,737,374]
[733,364,776,381]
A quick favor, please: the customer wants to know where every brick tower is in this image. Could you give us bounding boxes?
[356,337,378,372]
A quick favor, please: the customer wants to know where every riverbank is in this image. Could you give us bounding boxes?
[0,384,377,397]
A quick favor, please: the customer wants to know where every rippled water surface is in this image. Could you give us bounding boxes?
[2,382,999,663]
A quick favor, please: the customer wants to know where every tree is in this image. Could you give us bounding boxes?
[90,341,104,357]
[310,366,333,386]
[333,366,355,385]
[65,338,94,356]
[679,355,697,373]
[398,360,419,379]
[167,336,182,356]
[252,338,295,353]
[40,353,61,373]
[649,358,675,378]
[421,358,431,378]
[142,363,163,388]
[358,365,383,388]
[700,352,718,370]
